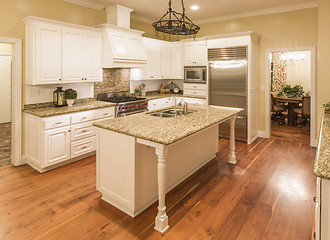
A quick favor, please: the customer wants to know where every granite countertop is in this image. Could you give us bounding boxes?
[314,114,330,179]
[24,101,116,117]
[144,92,206,100]
[93,104,242,145]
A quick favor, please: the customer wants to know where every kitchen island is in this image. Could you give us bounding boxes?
[93,104,242,233]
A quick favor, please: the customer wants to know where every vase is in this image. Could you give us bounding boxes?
[66,99,75,107]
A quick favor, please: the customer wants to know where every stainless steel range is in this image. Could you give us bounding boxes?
[97,92,148,117]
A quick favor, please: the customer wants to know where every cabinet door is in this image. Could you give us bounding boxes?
[151,45,162,79]
[141,44,152,79]
[43,126,70,167]
[171,43,183,79]
[62,28,84,83]
[195,41,207,65]
[184,42,195,65]
[35,23,62,84]
[161,45,170,79]
[84,32,102,82]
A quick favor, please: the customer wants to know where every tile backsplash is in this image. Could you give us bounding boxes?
[94,68,130,96]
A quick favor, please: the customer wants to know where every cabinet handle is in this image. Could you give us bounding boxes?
[80,129,87,133]
[103,113,108,115]
[85,78,87,80]
[81,146,87,149]
[81,117,87,120]
[55,121,62,125]
[314,232,316,239]
[193,92,197,94]
[313,196,317,202]
[153,104,157,106]
[150,76,153,78]
[82,78,84,80]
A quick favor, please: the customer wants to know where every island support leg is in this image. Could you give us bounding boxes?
[154,147,169,233]
[228,116,237,164]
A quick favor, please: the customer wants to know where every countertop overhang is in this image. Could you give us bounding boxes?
[93,104,243,145]
[314,114,330,179]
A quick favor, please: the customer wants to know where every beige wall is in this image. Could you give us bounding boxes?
[318,0,330,129]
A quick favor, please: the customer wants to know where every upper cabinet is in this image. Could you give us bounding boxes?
[23,17,102,85]
[184,40,207,66]
[131,38,183,81]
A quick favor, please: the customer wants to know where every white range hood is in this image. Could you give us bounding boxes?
[97,5,147,68]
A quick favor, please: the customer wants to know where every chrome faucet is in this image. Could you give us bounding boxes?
[178,99,188,115]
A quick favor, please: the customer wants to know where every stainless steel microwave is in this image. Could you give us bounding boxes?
[184,66,207,84]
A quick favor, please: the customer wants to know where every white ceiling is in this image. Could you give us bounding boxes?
[64,0,318,23]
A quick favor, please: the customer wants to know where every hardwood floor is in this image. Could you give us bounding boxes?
[0,130,316,240]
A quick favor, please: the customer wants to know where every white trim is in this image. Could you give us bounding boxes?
[131,13,155,24]
[62,0,105,10]
[257,130,268,139]
[0,37,22,166]
[265,47,317,147]
[195,1,319,24]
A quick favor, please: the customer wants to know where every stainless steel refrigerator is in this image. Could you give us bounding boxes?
[208,46,248,142]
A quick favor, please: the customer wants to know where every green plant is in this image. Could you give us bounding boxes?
[277,84,304,98]
[324,102,330,113]
[64,88,77,99]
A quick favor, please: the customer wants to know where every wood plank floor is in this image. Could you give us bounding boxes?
[0,130,316,240]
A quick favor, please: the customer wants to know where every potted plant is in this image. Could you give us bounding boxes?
[64,88,77,107]
[277,84,304,98]
[324,102,330,114]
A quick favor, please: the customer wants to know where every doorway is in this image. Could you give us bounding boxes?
[265,47,316,147]
[0,37,22,166]
[0,43,12,166]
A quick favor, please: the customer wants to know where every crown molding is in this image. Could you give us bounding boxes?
[195,0,319,24]
[131,13,155,24]
[62,0,105,11]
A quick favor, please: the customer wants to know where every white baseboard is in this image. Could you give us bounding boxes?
[257,130,269,138]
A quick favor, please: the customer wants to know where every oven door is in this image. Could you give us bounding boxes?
[117,109,147,117]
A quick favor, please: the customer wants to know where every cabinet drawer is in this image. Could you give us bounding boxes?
[44,115,71,130]
[183,83,207,90]
[183,89,207,97]
[71,121,94,141]
[71,110,94,124]
[71,136,95,158]
[94,107,115,119]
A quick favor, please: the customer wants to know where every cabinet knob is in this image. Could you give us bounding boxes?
[85,78,87,80]
[81,146,87,149]
[59,78,62,81]
[82,78,84,80]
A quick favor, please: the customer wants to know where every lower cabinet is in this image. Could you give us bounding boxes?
[44,126,71,167]
[24,106,114,172]
[147,96,206,111]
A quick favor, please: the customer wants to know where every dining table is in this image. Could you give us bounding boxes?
[273,96,303,125]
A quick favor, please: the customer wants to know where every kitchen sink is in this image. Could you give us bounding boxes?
[148,108,195,118]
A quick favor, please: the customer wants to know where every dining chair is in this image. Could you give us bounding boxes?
[271,94,287,125]
[293,96,310,128]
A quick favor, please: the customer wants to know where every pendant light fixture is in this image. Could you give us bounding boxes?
[152,0,200,40]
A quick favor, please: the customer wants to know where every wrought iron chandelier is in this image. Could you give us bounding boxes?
[152,0,200,39]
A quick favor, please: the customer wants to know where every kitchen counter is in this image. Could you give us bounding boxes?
[93,104,241,145]
[24,100,116,117]
[314,114,330,179]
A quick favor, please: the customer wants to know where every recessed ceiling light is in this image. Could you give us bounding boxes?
[191,5,199,10]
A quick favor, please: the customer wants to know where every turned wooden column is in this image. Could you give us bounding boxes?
[228,116,237,164]
[154,146,169,233]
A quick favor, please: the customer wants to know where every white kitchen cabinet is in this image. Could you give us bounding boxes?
[184,41,207,66]
[23,17,102,85]
[33,23,62,84]
[148,97,174,111]
[24,106,115,172]
[142,38,162,80]
[161,44,171,79]
[183,83,207,97]
[44,126,71,167]
[171,42,184,79]
[315,177,330,240]
[175,97,207,105]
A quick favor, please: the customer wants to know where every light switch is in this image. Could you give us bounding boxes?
[260,84,265,91]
